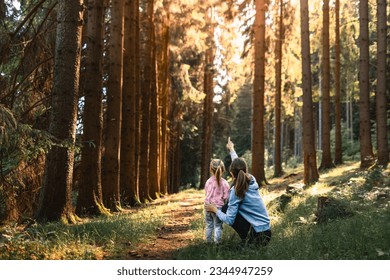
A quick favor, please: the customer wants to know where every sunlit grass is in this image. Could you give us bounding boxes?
[0,189,203,260]
[1,164,389,260]
[176,163,390,260]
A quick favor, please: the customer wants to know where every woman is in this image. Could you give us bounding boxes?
[205,138,271,245]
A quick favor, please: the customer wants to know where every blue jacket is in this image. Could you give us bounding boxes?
[216,151,271,233]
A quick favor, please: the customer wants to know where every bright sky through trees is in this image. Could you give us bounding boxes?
[11,0,20,10]
[212,0,255,103]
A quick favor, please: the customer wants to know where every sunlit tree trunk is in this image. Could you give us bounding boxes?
[376,0,388,166]
[102,0,124,211]
[358,0,374,168]
[149,16,160,200]
[319,0,333,170]
[36,0,84,223]
[274,0,284,177]
[76,0,105,216]
[157,5,170,194]
[252,0,267,185]
[300,0,319,184]
[334,0,342,165]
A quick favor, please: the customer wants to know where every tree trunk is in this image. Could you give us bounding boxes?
[149,3,160,199]
[134,0,141,202]
[76,0,105,216]
[334,0,342,165]
[1,180,19,222]
[120,0,139,206]
[138,0,153,202]
[376,0,388,166]
[319,0,333,170]
[102,0,124,211]
[274,0,284,177]
[36,0,84,223]
[200,47,214,189]
[358,0,374,169]
[157,7,170,195]
[252,0,267,185]
[300,0,319,185]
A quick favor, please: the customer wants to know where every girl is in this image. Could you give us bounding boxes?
[204,159,230,243]
[206,138,271,245]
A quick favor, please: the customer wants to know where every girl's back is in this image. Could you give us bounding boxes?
[204,176,229,207]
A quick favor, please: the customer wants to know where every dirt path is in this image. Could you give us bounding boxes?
[126,193,204,260]
[122,172,304,260]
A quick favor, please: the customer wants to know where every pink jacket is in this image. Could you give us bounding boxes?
[204,176,230,207]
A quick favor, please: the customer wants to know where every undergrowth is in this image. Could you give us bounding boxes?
[1,162,389,260]
[0,203,168,259]
[175,162,390,260]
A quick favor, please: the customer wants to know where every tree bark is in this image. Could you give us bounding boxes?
[274,0,284,177]
[319,0,333,170]
[334,0,342,165]
[200,47,214,189]
[102,0,124,211]
[157,6,170,195]
[149,2,160,199]
[138,0,154,202]
[120,0,140,206]
[76,0,105,216]
[300,0,319,184]
[376,0,388,166]
[252,0,267,185]
[358,0,374,169]
[36,0,84,223]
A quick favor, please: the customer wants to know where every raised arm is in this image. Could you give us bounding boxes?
[226,137,238,160]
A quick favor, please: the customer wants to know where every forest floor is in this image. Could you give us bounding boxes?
[1,162,389,260]
[119,172,303,260]
[123,191,205,259]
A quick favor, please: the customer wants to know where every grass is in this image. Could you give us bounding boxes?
[0,161,389,260]
[175,161,390,260]
[0,197,175,259]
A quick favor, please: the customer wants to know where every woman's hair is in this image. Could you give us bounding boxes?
[210,159,225,187]
[230,157,251,198]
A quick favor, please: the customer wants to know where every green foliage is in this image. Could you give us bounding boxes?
[315,197,353,224]
[1,123,54,175]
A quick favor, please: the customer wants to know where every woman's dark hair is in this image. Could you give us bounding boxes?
[230,157,251,198]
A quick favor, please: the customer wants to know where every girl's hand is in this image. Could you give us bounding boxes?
[226,137,234,152]
[205,204,218,213]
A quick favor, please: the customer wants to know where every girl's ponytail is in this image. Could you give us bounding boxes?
[215,166,222,187]
[210,159,226,187]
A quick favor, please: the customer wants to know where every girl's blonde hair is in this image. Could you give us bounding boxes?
[229,157,251,198]
[210,159,225,187]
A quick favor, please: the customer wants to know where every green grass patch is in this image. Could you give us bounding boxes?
[0,202,168,259]
[176,163,390,260]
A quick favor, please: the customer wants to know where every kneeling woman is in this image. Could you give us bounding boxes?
[205,138,271,245]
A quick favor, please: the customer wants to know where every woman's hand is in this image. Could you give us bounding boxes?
[205,203,218,213]
[226,137,235,152]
